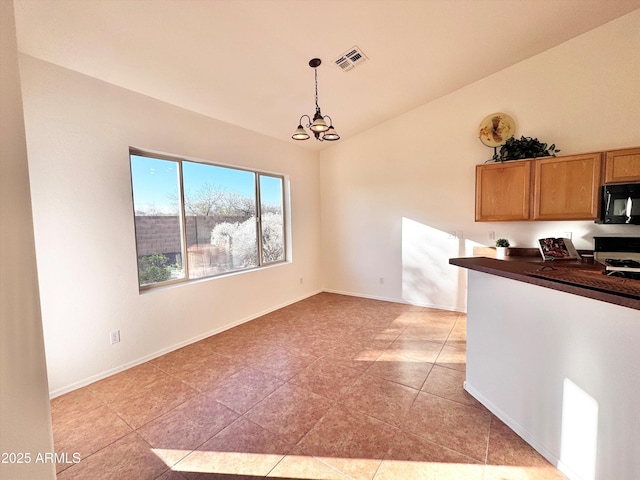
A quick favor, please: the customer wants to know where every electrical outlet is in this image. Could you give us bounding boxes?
[299,277,303,284]
[110,330,120,344]
[379,277,385,285]
[488,231,495,240]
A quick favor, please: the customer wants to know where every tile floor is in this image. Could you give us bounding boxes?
[51,293,568,479]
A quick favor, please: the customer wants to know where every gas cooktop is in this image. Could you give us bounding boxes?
[595,237,640,280]
[605,258,640,269]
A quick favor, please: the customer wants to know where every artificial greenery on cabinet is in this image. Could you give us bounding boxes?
[497,136,560,162]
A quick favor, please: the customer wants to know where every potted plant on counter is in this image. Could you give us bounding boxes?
[495,238,510,259]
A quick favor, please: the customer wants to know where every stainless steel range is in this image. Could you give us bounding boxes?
[594,237,640,280]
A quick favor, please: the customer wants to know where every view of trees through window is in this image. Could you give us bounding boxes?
[130,151,286,288]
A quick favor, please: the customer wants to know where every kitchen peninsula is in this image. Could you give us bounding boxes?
[450,256,640,310]
[450,256,640,480]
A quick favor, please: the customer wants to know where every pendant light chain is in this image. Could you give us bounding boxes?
[314,67,320,112]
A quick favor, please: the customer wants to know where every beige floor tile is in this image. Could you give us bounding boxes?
[448,317,467,343]
[373,459,485,480]
[245,383,333,443]
[151,347,246,393]
[320,338,389,366]
[149,343,223,375]
[105,374,198,429]
[484,464,569,480]
[205,335,274,363]
[400,313,457,343]
[356,324,404,343]
[175,417,292,479]
[56,432,169,480]
[50,387,104,421]
[289,357,364,401]
[421,364,480,407]
[435,340,467,372]
[385,431,481,464]
[52,403,132,473]
[207,366,284,414]
[51,386,133,473]
[339,373,419,428]
[297,404,398,480]
[385,336,444,363]
[267,450,353,479]
[486,417,568,479]
[156,469,188,480]
[312,456,383,480]
[366,355,433,390]
[87,362,167,404]
[404,392,491,462]
[137,393,239,466]
[251,347,318,381]
[294,332,357,357]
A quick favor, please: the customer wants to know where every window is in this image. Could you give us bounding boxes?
[130,150,287,288]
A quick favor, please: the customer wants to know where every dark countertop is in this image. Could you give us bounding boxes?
[449,256,640,311]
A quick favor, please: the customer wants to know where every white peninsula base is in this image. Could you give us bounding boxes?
[464,270,640,480]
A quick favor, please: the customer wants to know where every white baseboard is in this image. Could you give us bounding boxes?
[463,381,582,480]
[323,288,466,313]
[49,289,322,399]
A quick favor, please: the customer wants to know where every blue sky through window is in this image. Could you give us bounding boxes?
[259,174,284,210]
[131,155,283,213]
[130,155,179,213]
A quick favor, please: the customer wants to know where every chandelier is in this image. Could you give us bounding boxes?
[292,58,340,142]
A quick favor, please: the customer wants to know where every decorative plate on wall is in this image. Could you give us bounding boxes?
[478,112,516,147]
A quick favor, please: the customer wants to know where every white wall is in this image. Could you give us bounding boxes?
[319,11,640,311]
[19,56,322,396]
[0,2,55,479]
[465,270,640,480]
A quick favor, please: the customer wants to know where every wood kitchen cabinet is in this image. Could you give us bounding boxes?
[476,152,603,222]
[532,153,602,220]
[604,147,640,183]
[475,160,531,221]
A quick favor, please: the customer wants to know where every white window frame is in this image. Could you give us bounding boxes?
[130,148,288,290]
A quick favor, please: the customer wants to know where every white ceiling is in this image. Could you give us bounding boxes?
[13,0,640,150]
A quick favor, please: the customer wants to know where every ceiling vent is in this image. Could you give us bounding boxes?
[334,46,368,72]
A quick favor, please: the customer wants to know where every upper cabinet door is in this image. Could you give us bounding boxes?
[475,160,531,222]
[604,147,640,184]
[533,153,602,221]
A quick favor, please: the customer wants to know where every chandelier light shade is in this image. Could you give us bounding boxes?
[292,58,340,142]
[291,125,310,140]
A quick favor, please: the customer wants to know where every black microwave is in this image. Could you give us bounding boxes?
[599,183,640,224]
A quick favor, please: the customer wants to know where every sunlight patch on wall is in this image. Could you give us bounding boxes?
[401,217,469,309]
[559,378,599,480]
